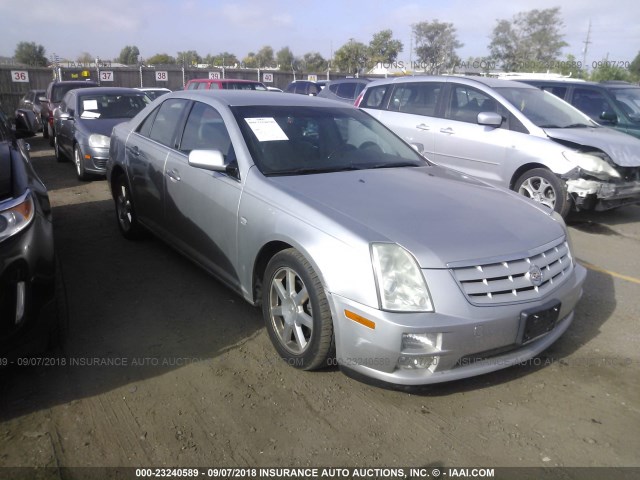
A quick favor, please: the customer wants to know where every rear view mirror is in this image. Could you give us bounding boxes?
[477,112,503,128]
[599,111,617,124]
[14,109,38,138]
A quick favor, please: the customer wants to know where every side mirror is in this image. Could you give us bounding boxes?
[477,111,503,128]
[599,111,618,124]
[14,109,38,138]
[188,149,227,172]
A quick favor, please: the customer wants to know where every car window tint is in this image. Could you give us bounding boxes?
[540,85,567,99]
[336,82,357,99]
[572,88,616,121]
[232,105,426,176]
[448,85,498,123]
[362,85,388,109]
[148,99,189,147]
[179,102,233,159]
[389,82,443,116]
[137,106,160,137]
[610,89,640,121]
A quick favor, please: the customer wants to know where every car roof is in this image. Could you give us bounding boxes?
[166,89,350,108]
[187,78,263,84]
[72,87,147,96]
[325,78,371,85]
[366,75,538,90]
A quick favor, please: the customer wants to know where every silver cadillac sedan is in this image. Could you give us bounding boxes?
[107,90,586,386]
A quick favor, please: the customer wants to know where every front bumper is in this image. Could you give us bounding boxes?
[81,144,109,174]
[328,263,587,386]
[0,213,56,358]
[566,177,640,211]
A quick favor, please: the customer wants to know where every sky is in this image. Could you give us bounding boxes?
[1,0,639,69]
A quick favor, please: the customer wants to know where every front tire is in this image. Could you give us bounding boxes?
[54,136,66,162]
[74,145,89,181]
[262,249,334,370]
[514,168,571,217]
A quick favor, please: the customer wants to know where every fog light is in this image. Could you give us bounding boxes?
[397,354,438,370]
[401,332,440,354]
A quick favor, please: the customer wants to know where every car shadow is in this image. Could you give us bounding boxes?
[566,204,640,231]
[0,198,264,422]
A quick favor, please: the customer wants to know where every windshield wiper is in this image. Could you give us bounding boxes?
[367,162,423,169]
[563,123,591,128]
[538,124,561,129]
[269,166,361,176]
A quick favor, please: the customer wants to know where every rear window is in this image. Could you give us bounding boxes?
[361,85,388,109]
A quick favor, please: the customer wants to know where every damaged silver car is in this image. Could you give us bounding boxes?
[357,76,640,217]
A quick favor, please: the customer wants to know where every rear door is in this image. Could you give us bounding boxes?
[372,81,445,156]
[126,98,190,233]
[56,91,76,157]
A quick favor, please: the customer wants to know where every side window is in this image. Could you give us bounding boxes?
[362,85,388,109]
[389,82,443,116]
[137,106,160,137]
[179,102,233,160]
[448,85,498,123]
[541,85,567,99]
[571,88,616,121]
[148,99,190,148]
[336,82,357,100]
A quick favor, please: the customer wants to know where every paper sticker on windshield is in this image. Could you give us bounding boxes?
[245,118,288,142]
[83,99,98,111]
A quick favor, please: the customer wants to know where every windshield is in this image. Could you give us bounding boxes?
[495,87,597,129]
[611,88,640,122]
[232,105,427,176]
[78,93,149,119]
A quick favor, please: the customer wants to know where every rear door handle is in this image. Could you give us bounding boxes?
[440,127,455,135]
[416,123,430,131]
[166,169,181,182]
[130,145,140,157]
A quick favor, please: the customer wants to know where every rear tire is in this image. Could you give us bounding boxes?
[114,174,145,240]
[514,168,572,218]
[54,136,66,162]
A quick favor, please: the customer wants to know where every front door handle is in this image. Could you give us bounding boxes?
[440,127,455,134]
[416,123,430,131]
[166,168,181,182]
[130,145,140,157]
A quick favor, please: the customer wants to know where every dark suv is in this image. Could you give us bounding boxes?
[285,80,323,96]
[41,80,98,145]
[520,79,640,139]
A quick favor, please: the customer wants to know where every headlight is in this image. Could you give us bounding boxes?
[0,191,35,243]
[563,151,620,179]
[88,133,110,148]
[371,243,433,312]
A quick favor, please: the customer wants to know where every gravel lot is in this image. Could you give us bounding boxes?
[1,135,639,477]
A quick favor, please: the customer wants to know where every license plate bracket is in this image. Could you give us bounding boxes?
[517,301,561,345]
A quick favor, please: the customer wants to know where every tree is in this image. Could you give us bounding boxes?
[333,39,369,74]
[413,20,463,74]
[276,47,295,71]
[302,52,327,73]
[242,52,257,68]
[14,41,47,66]
[204,52,239,67]
[629,51,640,80]
[489,8,568,72]
[146,53,176,65]
[589,58,634,82]
[117,45,140,65]
[77,52,93,65]
[254,46,275,68]
[368,29,403,67]
[177,50,201,66]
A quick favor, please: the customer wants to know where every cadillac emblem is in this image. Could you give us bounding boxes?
[528,264,544,287]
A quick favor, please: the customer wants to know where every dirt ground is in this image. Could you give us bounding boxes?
[1,135,639,476]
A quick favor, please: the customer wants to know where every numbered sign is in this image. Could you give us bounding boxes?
[11,71,29,82]
[100,71,114,82]
[155,71,168,82]
[262,73,274,83]
[208,71,221,79]
[307,74,318,82]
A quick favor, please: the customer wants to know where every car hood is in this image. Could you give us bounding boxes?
[78,118,129,137]
[545,126,640,167]
[270,166,565,268]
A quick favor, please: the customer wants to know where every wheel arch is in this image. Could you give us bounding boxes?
[509,162,552,190]
[251,240,294,305]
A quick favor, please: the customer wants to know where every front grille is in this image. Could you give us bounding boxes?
[450,238,572,306]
